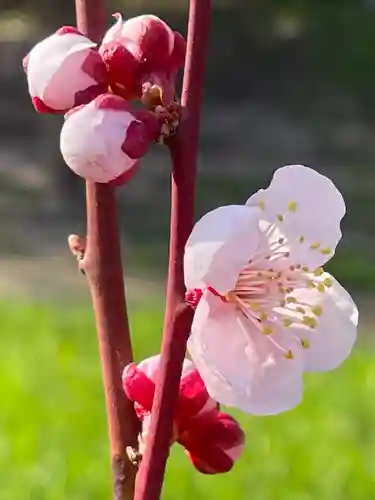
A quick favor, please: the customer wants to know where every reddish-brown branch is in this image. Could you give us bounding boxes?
[133,2,212,499]
[74,1,139,499]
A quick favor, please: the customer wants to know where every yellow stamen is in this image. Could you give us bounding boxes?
[258,200,265,210]
[314,267,324,276]
[286,297,297,304]
[320,247,332,255]
[298,235,305,243]
[323,278,332,288]
[284,350,294,360]
[249,303,260,311]
[317,283,325,293]
[310,241,320,250]
[277,214,284,222]
[283,318,293,327]
[312,306,323,317]
[302,316,317,328]
[262,325,274,335]
[301,338,310,349]
[288,201,297,212]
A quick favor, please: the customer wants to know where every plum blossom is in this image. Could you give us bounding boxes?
[99,14,186,106]
[123,355,245,474]
[60,93,163,184]
[185,165,358,416]
[24,26,107,113]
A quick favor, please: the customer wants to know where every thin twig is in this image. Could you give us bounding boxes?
[133,2,212,499]
[74,1,139,499]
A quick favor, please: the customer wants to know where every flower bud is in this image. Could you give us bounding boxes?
[184,412,245,474]
[99,14,186,106]
[60,94,161,184]
[24,26,108,113]
[122,355,245,475]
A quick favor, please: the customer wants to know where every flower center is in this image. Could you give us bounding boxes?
[225,215,332,358]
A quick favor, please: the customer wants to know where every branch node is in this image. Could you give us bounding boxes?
[126,446,143,466]
[68,234,86,275]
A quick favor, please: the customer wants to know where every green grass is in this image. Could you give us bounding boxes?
[0,300,374,500]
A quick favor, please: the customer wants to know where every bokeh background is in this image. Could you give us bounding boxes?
[1,1,375,499]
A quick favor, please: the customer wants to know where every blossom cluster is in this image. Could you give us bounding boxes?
[24,13,359,476]
[24,14,185,184]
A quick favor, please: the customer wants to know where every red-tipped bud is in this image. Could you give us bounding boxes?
[185,413,245,474]
[99,14,186,106]
[122,355,245,475]
[24,26,108,113]
[60,94,162,184]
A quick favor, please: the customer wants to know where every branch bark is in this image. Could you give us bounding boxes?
[133,2,212,499]
[74,2,139,499]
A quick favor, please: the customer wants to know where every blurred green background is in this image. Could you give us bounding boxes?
[1,0,375,499]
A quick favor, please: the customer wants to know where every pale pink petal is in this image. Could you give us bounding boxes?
[138,355,194,381]
[188,292,304,415]
[256,217,342,271]
[289,274,358,372]
[120,14,175,60]
[60,96,138,183]
[26,31,105,111]
[247,165,345,267]
[101,13,124,44]
[184,205,261,293]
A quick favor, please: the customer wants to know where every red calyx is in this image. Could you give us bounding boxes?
[185,288,203,308]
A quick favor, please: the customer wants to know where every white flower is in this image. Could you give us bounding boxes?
[185,165,358,416]
[25,27,107,112]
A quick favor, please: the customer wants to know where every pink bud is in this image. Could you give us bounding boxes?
[99,14,186,106]
[102,14,175,68]
[25,26,108,113]
[183,413,245,474]
[122,355,245,474]
[60,94,161,184]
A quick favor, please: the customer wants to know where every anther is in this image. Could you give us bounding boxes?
[301,338,310,349]
[310,241,320,250]
[314,267,324,276]
[288,201,297,212]
[262,325,274,335]
[320,247,332,255]
[312,306,323,316]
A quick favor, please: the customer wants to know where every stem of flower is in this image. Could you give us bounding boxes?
[133,2,212,499]
[74,2,139,499]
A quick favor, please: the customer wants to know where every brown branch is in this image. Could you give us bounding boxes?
[74,1,139,499]
[133,2,212,500]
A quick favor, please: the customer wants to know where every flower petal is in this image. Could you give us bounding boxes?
[247,165,345,267]
[138,354,195,380]
[188,292,304,415]
[290,274,358,372]
[184,205,261,293]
